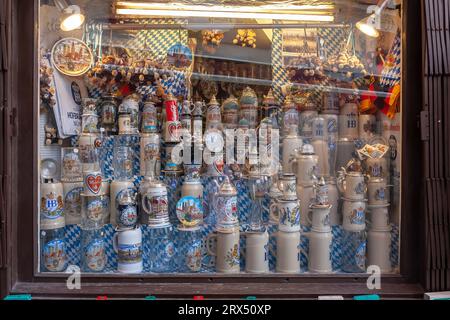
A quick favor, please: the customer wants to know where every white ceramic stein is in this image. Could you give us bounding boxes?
[367,229,392,273]
[326,179,341,226]
[307,205,332,233]
[304,231,333,274]
[277,174,298,201]
[367,204,391,231]
[40,181,65,230]
[243,231,269,274]
[368,177,388,206]
[359,114,376,143]
[270,199,301,233]
[337,171,368,201]
[276,231,301,273]
[282,126,303,175]
[338,102,359,139]
[342,199,367,232]
[366,157,388,179]
[290,145,319,185]
[113,226,143,273]
[206,229,240,273]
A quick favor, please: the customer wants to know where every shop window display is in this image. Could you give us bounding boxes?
[38,0,403,275]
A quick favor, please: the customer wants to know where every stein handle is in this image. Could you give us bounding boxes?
[289,156,298,175]
[269,202,279,223]
[141,194,152,214]
[336,173,346,195]
[206,233,217,256]
[306,210,313,226]
[112,232,119,254]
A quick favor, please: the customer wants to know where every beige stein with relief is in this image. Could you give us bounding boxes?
[243,231,269,274]
[276,231,300,273]
[304,231,333,274]
[367,229,392,273]
[206,229,240,273]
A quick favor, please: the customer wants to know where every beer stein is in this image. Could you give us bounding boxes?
[63,180,83,225]
[118,112,133,135]
[367,177,388,206]
[140,133,160,176]
[176,228,203,273]
[113,226,143,273]
[80,193,108,229]
[307,204,332,233]
[110,180,135,227]
[341,230,367,273]
[164,93,182,143]
[206,95,222,130]
[147,225,176,273]
[141,100,159,134]
[113,144,134,181]
[119,93,140,134]
[321,114,338,177]
[335,138,356,175]
[243,231,269,274]
[99,94,118,133]
[359,114,376,143]
[80,228,107,272]
[365,157,388,179]
[40,227,67,272]
[342,199,367,232]
[296,184,315,227]
[277,174,297,201]
[40,180,65,230]
[367,204,391,231]
[326,179,341,226]
[222,94,239,129]
[239,86,259,128]
[181,180,203,200]
[206,229,240,273]
[303,231,333,273]
[83,170,103,196]
[281,95,299,136]
[281,126,303,175]
[213,176,239,232]
[270,199,300,233]
[311,116,330,177]
[61,147,82,182]
[275,231,301,274]
[268,180,283,225]
[299,110,318,138]
[338,102,359,140]
[337,171,368,201]
[322,90,339,115]
[180,100,193,136]
[116,187,138,230]
[81,98,99,134]
[367,229,392,273]
[290,144,319,186]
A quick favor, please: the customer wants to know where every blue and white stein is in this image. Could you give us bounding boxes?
[113,226,143,273]
[81,228,107,272]
[341,230,367,273]
[342,199,367,232]
[40,227,67,272]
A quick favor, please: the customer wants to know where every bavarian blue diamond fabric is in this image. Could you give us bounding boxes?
[380,31,401,88]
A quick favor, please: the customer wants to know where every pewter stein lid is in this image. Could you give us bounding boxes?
[301,144,315,155]
[263,88,276,107]
[208,95,219,107]
[218,176,237,196]
[41,158,58,181]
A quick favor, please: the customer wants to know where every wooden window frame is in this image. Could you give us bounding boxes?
[2,0,426,299]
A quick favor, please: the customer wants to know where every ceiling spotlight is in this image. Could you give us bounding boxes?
[356,0,391,38]
[54,0,85,31]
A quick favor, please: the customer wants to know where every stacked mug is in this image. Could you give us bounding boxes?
[337,170,368,273]
[40,158,67,272]
[367,176,392,273]
[304,178,333,273]
[207,177,240,273]
[271,174,301,274]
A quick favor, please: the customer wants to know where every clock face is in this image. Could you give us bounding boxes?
[204,131,224,153]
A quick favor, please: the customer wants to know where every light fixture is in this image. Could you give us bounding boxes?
[114,2,335,22]
[54,0,85,31]
[356,0,391,38]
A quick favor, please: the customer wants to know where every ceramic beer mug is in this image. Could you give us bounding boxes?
[342,199,367,232]
[303,231,333,274]
[270,199,301,233]
[367,177,388,206]
[367,229,392,273]
[40,181,65,230]
[113,226,143,273]
[242,231,269,274]
[213,176,239,232]
[290,145,319,186]
[206,229,240,273]
[367,204,391,231]
[307,205,332,233]
[277,174,298,201]
[296,184,315,227]
[337,171,368,201]
[275,231,301,274]
[281,126,303,175]
[338,102,359,140]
